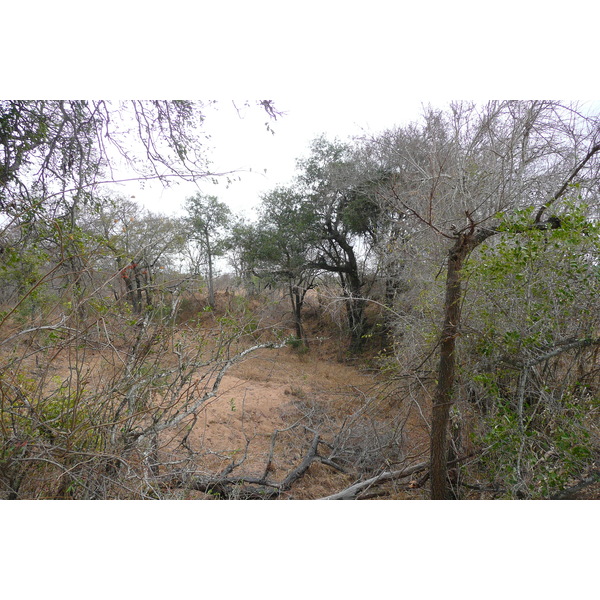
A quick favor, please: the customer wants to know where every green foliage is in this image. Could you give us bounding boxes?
[340,192,381,237]
[286,336,309,354]
[250,186,320,277]
[465,204,600,353]
[462,200,600,496]
[0,371,104,454]
[216,296,259,339]
[477,391,598,498]
[185,194,231,241]
[0,241,55,323]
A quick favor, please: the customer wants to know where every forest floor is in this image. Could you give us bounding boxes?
[5,288,597,499]
[173,339,431,499]
[145,288,431,499]
[0,289,431,499]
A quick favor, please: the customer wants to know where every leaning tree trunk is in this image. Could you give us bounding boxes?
[430,233,474,500]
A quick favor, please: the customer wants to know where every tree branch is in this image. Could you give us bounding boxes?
[534,142,600,223]
[319,460,429,500]
[502,336,600,370]
[550,470,600,500]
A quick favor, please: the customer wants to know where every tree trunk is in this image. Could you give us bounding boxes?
[133,266,144,313]
[340,271,366,353]
[290,284,306,346]
[347,296,366,352]
[324,222,366,352]
[205,232,215,309]
[120,264,140,314]
[430,234,472,499]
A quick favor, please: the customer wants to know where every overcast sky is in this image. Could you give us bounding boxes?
[117,96,429,219]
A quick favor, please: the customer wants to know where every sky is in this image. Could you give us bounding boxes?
[117,96,428,219]
[121,96,600,221]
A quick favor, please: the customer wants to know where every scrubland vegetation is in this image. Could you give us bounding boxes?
[1,100,599,499]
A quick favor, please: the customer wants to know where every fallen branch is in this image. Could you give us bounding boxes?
[320,449,481,500]
[319,460,429,500]
[279,431,320,491]
[184,431,326,499]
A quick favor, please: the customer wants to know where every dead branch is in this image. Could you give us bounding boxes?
[174,429,339,499]
[319,460,429,500]
[279,431,320,491]
[534,142,600,223]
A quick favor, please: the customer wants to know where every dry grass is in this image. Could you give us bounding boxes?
[1,287,433,499]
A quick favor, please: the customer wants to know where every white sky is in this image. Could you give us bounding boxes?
[116,96,429,218]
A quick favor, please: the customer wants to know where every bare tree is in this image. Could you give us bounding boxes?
[370,101,600,498]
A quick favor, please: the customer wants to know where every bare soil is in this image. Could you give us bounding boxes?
[0,290,431,499]
[160,341,431,499]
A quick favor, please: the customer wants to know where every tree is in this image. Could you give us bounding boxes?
[183,193,232,307]
[371,101,600,498]
[295,136,384,352]
[249,186,321,346]
[224,216,256,283]
[87,197,186,314]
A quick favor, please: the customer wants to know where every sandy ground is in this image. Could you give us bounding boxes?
[156,345,378,495]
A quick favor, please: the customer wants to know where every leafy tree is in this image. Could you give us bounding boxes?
[223,216,257,283]
[249,186,321,346]
[295,136,384,352]
[183,193,232,307]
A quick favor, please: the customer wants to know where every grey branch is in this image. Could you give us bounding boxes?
[319,460,429,500]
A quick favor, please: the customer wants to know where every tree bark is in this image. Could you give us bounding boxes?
[430,234,473,499]
[289,284,307,347]
[206,231,215,308]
